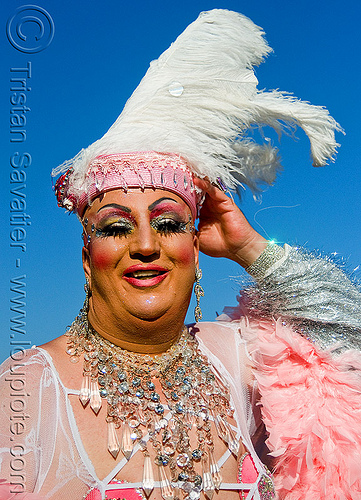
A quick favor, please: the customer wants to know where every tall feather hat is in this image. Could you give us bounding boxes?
[53,9,342,218]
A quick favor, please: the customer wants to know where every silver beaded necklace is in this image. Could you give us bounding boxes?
[66,307,240,500]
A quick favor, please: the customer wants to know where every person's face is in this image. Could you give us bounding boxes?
[82,188,199,325]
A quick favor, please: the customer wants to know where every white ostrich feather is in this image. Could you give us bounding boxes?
[52,9,342,196]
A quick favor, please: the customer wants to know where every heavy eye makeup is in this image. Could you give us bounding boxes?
[149,203,190,236]
[89,202,191,238]
[150,215,188,235]
[94,210,135,238]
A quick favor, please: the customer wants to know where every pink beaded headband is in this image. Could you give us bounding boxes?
[54,152,201,219]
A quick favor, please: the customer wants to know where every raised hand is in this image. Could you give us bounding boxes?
[195,178,267,268]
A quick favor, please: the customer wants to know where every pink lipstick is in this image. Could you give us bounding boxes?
[122,265,169,287]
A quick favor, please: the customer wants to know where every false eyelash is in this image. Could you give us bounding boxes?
[95,221,134,238]
[150,217,188,235]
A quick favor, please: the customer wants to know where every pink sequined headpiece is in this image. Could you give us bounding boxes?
[54,152,200,219]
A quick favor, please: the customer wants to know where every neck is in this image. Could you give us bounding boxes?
[87,303,186,355]
[89,324,184,354]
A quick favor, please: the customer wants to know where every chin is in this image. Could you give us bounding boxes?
[132,312,165,322]
[126,299,187,324]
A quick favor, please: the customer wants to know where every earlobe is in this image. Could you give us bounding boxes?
[193,234,200,267]
[82,246,91,285]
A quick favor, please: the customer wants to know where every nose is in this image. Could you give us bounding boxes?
[129,221,160,260]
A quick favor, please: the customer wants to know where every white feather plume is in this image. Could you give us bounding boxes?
[52,9,342,196]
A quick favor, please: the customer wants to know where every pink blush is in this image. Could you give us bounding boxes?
[89,242,115,270]
[177,244,195,265]
[91,252,112,270]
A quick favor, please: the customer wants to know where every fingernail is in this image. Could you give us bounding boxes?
[215,177,227,192]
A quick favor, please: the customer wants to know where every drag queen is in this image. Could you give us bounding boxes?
[1,10,360,500]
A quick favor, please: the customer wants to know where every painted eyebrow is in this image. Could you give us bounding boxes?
[96,203,132,214]
[147,197,180,211]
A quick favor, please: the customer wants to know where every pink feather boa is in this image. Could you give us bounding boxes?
[241,317,361,499]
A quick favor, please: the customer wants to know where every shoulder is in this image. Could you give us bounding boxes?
[39,334,83,389]
[190,320,253,382]
[191,320,243,346]
[0,347,61,403]
[1,347,51,379]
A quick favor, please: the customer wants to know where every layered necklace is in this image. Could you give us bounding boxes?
[66,307,240,500]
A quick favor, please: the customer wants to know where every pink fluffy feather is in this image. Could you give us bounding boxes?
[241,317,361,499]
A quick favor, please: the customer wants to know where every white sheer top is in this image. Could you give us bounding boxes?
[0,321,271,499]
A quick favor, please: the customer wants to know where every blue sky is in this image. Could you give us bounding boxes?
[1,0,360,362]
